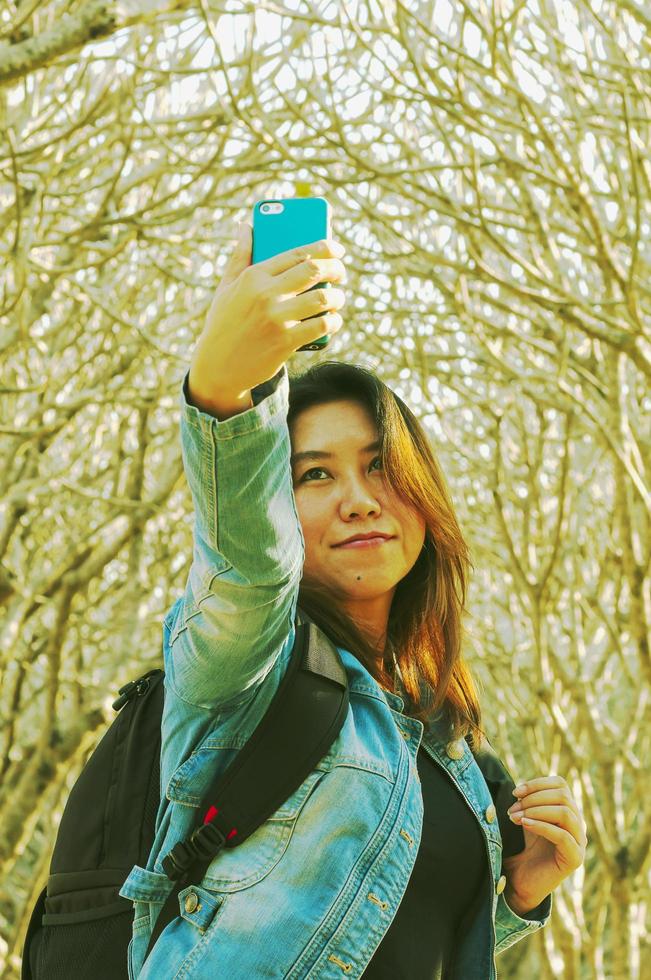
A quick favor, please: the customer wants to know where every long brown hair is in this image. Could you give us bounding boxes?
[287,360,485,753]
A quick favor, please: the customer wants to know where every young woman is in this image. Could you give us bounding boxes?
[120,224,585,978]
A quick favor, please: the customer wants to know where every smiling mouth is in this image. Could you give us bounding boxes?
[334,537,394,549]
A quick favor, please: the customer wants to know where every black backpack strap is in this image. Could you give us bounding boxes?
[21,887,47,980]
[143,613,348,964]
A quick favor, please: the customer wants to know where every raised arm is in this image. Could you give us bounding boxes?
[164,223,347,708]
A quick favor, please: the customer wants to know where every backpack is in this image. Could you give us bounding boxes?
[21,609,349,979]
[21,608,524,979]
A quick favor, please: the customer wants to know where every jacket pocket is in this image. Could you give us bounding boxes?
[163,762,327,892]
[129,885,228,980]
[177,884,225,933]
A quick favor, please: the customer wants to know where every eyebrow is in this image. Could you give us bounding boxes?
[290,440,381,467]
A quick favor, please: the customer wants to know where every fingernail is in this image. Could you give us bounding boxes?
[513,784,527,797]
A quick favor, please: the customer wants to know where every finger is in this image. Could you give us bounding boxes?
[510,787,575,810]
[512,775,568,798]
[517,816,585,868]
[221,222,253,283]
[277,286,346,323]
[292,309,343,348]
[262,238,346,277]
[275,257,347,294]
[509,805,586,845]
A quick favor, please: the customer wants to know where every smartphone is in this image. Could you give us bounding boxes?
[252,196,331,351]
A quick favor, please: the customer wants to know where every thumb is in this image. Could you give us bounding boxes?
[234,221,251,265]
[223,221,252,281]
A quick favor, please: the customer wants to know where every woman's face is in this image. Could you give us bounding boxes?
[290,399,427,650]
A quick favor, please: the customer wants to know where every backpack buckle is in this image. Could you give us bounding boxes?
[162,822,227,881]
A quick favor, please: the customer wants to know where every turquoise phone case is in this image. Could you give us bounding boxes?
[251,196,331,351]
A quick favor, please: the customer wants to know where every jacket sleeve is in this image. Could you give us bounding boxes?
[473,736,554,953]
[495,891,553,954]
[162,365,304,709]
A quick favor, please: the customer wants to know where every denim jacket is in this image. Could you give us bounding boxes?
[119,366,552,979]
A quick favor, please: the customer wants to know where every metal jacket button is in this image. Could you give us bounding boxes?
[496,875,507,895]
[485,804,496,823]
[445,739,465,760]
[184,891,201,913]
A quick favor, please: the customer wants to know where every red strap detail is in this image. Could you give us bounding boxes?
[202,804,238,841]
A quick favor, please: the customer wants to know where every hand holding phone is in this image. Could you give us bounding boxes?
[188,222,346,415]
[252,197,336,351]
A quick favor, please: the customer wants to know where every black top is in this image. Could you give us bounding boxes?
[362,746,488,979]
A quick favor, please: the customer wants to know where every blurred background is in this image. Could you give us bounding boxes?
[0,1,649,977]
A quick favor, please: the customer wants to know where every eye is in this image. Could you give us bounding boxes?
[298,456,383,483]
